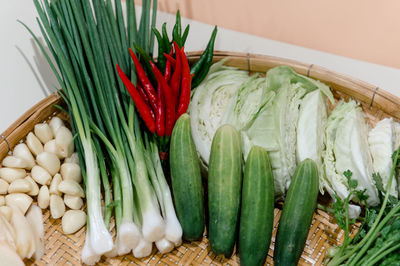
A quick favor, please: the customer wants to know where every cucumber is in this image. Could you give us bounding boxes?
[208,124,242,257]
[239,146,274,266]
[170,114,205,240]
[274,159,319,266]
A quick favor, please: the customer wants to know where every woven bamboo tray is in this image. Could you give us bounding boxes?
[1,51,399,266]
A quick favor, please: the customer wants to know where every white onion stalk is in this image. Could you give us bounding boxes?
[133,238,153,258]
[147,139,183,245]
[81,228,101,266]
[155,238,174,254]
[104,241,118,258]
[114,158,140,255]
[115,159,140,250]
[117,220,141,254]
[108,164,140,256]
[83,140,113,255]
[127,125,165,243]
[140,207,165,242]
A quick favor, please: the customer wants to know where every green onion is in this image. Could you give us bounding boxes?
[144,135,182,245]
[23,0,160,262]
[23,0,185,261]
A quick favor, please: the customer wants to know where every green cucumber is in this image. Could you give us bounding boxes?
[208,124,242,257]
[274,159,319,266]
[170,114,205,240]
[239,146,274,266]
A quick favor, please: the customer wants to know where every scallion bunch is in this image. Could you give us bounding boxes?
[20,0,182,263]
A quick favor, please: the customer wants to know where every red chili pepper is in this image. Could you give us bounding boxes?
[163,53,176,68]
[116,64,156,133]
[150,61,176,136]
[136,82,150,106]
[169,42,182,104]
[177,47,191,118]
[156,82,165,136]
[164,50,173,83]
[128,48,158,112]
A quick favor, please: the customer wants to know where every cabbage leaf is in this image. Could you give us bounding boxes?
[296,89,329,194]
[190,60,250,164]
[324,100,379,207]
[368,118,398,197]
[242,66,333,197]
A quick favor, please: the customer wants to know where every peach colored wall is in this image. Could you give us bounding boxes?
[152,0,400,69]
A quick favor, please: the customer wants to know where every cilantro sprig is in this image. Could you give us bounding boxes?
[327,147,400,266]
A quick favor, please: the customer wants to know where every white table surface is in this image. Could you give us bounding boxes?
[1,2,400,133]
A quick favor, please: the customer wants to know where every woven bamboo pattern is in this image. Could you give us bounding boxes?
[2,51,399,265]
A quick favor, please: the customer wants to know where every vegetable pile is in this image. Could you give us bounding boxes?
[14,0,400,265]
[189,60,400,265]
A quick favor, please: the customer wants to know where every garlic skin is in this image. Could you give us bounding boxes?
[9,205,36,259]
[0,206,13,222]
[25,204,44,260]
[65,153,79,165]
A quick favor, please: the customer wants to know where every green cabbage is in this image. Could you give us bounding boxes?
[222,75,274,131]
[296,89,329,194]
[324,100,379,206]
[191,63,334,197]
[190,60,250,164]
[242,66,333,197]
[368,118,398,198]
